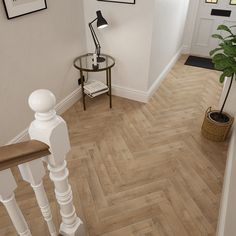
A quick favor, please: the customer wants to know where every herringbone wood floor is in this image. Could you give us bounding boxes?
[0,56,229,236]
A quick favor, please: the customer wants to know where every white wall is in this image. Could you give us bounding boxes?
[219,78,236,117]
[83,0,189,100]
[0,0,87,145]
[148,0,190,88]
[1,0,191,144]
[217,127,236,236]
[216,78,236,236]
[82,0,154,93]
[182,0,199,54]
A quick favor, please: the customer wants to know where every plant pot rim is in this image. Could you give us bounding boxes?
[207,110,233,124]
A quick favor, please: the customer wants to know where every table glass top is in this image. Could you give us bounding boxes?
[74,53,115,71]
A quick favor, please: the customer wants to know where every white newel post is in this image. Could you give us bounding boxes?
[28,89,85,236]
[0,169,32,236]
[18,159,57,236]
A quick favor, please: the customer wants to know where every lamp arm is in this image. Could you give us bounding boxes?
[89,22,101,57]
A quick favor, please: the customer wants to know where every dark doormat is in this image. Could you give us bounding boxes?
[185,55,215,70]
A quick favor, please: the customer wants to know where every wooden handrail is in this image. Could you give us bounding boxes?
[0,140,50,171]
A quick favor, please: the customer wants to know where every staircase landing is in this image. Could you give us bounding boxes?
[0,55,228,236]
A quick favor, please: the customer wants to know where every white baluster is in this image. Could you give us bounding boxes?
[28,89,85,236]
[18,159,57,236]
[0,169,32,236]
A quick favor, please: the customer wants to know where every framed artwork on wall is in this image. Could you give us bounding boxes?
[97,0,135,4]
[230,0,236,5]
[3,0,47,19]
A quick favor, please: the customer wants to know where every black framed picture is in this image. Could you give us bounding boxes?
[97,0,135,4]
[3,0,47,19]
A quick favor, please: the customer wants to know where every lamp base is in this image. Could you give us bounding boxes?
[97,56,106,63]
[92,56,106,63]
[92,64,99,70]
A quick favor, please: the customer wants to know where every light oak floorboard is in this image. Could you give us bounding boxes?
[0,56,229,235]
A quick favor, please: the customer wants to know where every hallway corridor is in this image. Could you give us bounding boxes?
[0,56,229,236]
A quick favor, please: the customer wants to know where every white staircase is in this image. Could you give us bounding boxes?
[0,89,86,236]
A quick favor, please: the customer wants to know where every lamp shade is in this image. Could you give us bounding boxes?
[96,10,108,29]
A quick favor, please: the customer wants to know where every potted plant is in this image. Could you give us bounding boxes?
[201,24,235,142]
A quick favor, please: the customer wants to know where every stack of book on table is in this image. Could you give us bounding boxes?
[84,80,109,98]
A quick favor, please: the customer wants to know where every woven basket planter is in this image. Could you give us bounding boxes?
[201,107,234,142]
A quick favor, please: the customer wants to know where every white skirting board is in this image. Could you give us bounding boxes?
[6,87,82,145]
[112,46,183,103]
[112,85,149,103]
[55,87,82,115]
[146,46,183,101]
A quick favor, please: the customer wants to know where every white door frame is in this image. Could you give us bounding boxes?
[182,0,200,54]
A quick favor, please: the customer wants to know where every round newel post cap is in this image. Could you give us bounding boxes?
[28,89,56,113]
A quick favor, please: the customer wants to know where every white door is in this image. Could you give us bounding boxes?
[191,0,236,57]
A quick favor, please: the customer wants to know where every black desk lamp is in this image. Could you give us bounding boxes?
[89,10,108,63]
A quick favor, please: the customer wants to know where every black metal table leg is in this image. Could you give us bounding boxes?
[109,68,112,108]
[106,69,109,87]
[106,69,109,96]
[80,70,86,111]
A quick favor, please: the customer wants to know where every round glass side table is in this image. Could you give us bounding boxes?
[73,53,115,110]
